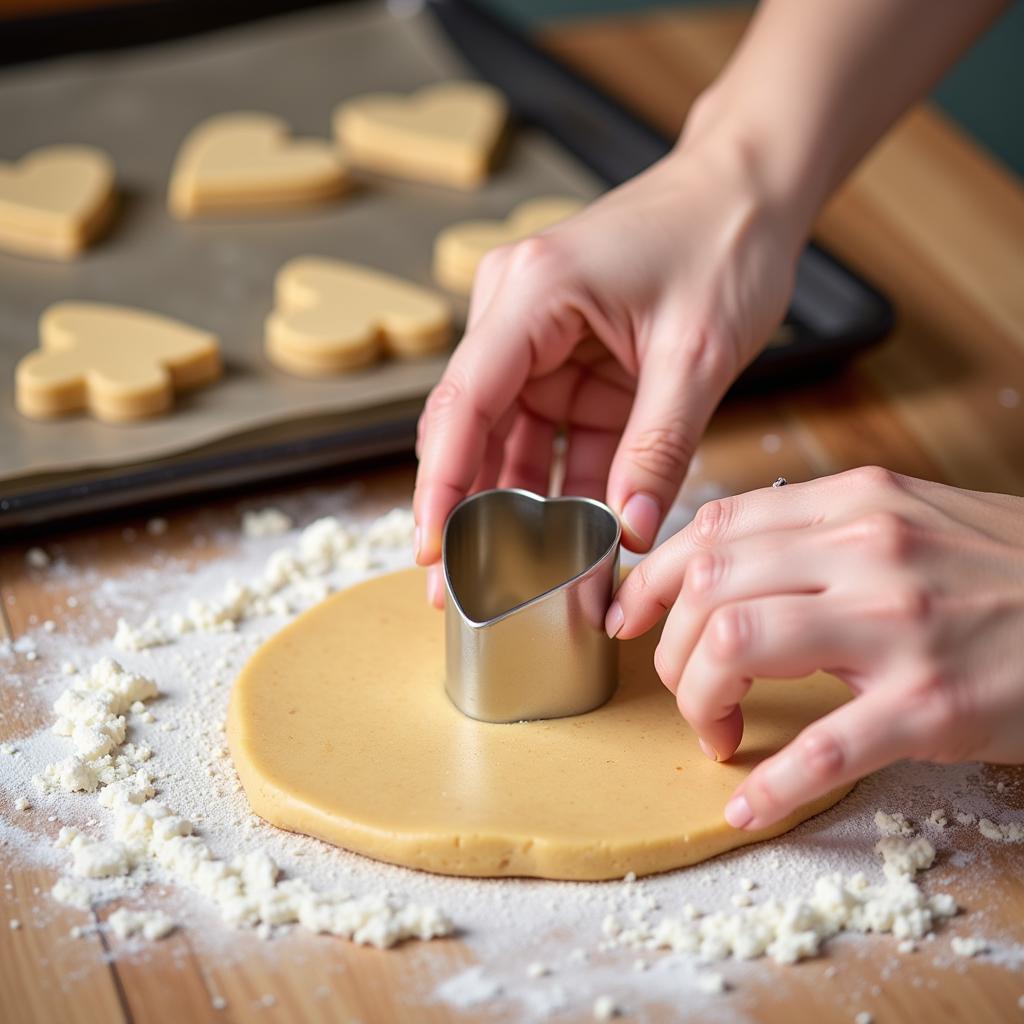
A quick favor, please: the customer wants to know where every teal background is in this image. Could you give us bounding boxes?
[483,0,1024,179]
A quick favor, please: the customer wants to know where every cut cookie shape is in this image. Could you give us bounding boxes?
[334,82,507,189]
[434,196,585,294]
[0,145,115,260]
[168,112,348,218]
[16,302,222,423]
[265,257,452,376]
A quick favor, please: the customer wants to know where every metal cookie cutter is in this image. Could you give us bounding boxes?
[443,488,621,723]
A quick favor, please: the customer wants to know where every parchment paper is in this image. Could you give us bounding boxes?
[0,1,602,485]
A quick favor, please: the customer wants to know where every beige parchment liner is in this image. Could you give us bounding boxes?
[0,2,601,484]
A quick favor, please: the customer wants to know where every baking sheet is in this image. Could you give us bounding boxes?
[0,1,602,485]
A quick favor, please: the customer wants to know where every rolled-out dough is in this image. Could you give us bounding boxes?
[229,568,854,880]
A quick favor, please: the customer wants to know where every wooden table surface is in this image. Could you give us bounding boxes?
[2,7,1023,1024]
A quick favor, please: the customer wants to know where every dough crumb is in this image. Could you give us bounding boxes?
[873,810,914,837]
[978,817,1024,843]
[593,994,621,1020]
[108,907,176,941]
[854,1013,873,1024]
[242,508,294,539]
[26,546,51,568]
[526,962,551,978]
[950,936,988,958]
[927,809,948,829]
[15,797,30,811]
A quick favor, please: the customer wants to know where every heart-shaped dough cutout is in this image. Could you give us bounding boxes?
[169,112,348,218]
[265,257,452,376]
[334,81,507,189]
[16,302,222,423]
[434,196,585,294]
[0,145,115,260]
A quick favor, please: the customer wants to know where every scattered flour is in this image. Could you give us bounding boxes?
[1,489,1021,1020]
[978,818,1024,843]
[108,907,176,941]
[241,508,294,539]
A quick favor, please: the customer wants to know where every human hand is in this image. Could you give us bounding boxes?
[608,467,1024,830]
[414,134,806,605]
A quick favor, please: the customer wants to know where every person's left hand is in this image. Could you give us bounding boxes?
[607,467,1024,831]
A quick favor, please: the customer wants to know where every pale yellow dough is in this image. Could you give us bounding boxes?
[334,82,507,189]
[229,568,854,881]
[0,145,115,259]
[168,112,348,218]
[264,256,452,376]
[16,302,222,422]
[434,196,585,294]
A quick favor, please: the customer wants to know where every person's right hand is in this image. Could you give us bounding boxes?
[414,130,808,605]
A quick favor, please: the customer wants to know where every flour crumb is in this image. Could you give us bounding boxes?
[15,797,30,811]
[9,919,21,930]
[211,996,228,1011]
[951,936,988,958]
[26,546,51,568]
[854,1012,873,1024]
[697,972,728,994]
[436,966,503,1008]
[978,817,1024,843]
[954,811,977,826]
[874,810,914,837]
[242,508,293,538]
[526,962,551,978]
[593,994,621,1020]
[108,907,176,941]
[114,616,169,652]
[927,809,948,829]
[146,517,168,536]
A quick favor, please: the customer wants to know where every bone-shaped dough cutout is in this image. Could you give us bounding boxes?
[434,197,586,294]
[0,145,115,260]
[265,257,452,377]
[169,112,349,218]
[334,82,507,189]
[15,302,222,423]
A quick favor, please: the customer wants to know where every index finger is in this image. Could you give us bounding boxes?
[609,478,836,639]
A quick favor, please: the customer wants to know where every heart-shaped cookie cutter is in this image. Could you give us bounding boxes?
[443,488,621,723]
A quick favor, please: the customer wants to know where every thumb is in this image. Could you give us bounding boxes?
[607,331,728,551]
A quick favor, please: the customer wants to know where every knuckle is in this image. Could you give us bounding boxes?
[886,584,931,624]
[423,376,466,423]
[797,729,846,785]
[707,604,751,662]
[684,550,725,598]
[505,235,564,280]
[691,497,734,548]
[847,465,905,494]
[621,425,695,485]
[853,510,913,563]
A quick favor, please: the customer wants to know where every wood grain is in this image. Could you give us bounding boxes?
[2,6,1023,1023]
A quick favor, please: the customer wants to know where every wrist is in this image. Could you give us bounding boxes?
[674,83,832,250]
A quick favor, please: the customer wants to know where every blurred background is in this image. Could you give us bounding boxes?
[1,0,1021,177]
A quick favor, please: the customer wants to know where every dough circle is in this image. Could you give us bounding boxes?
[229,569,854,880]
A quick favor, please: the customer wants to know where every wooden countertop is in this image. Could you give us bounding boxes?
[2,7,1023,1023]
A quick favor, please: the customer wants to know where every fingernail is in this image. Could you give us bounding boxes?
[605,601,624,639]
[698,737,718,762]
[621,492,661,549]
[724,793,753,829]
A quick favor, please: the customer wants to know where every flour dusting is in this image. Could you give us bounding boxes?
[1,484,1022,1020]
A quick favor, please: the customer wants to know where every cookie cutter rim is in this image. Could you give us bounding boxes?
[442,487,621,723]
